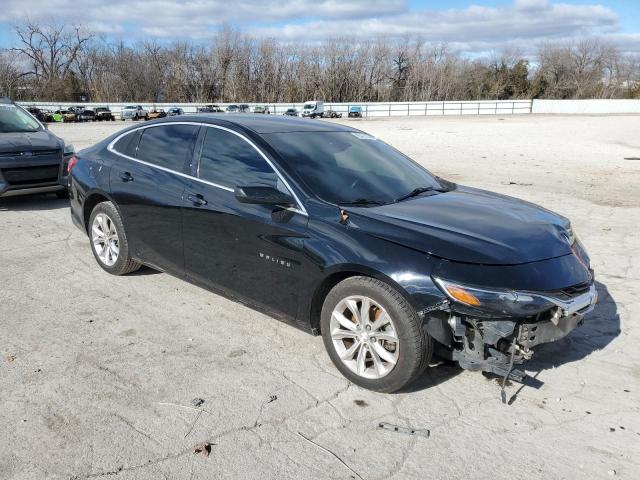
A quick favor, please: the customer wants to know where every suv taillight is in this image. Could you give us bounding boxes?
[67,156,78,173]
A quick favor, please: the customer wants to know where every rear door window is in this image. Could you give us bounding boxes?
[137,124,200,172]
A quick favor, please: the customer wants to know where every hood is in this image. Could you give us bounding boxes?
[347,186,573,265]
[0,130,62,154]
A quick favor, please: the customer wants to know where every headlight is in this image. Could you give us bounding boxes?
[63,143,75,156]
[564,223,576,245]
[433,277,556,317]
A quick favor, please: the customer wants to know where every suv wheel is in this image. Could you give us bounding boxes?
[89,202,141,275]
[321,276,432,392]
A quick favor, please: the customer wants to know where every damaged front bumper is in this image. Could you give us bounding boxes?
[433,284,598,381]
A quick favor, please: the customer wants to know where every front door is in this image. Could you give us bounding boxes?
[182,126,309,319]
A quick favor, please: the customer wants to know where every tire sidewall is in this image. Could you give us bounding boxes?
[88,202,134,275]
[320,276,429,392]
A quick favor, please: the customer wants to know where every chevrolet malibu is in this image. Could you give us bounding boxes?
[69,115,597,392]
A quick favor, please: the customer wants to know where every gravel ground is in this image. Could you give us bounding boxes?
[1,115,639,479]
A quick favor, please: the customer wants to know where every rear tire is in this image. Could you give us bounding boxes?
[320,276,431,393]
[88,202,141,275]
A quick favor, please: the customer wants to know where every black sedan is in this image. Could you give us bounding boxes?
[69,115,597,392]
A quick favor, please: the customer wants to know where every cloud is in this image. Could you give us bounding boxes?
[0,0,637,55]
[0,0,407,25]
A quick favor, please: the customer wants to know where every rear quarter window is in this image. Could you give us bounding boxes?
[111,130,142,158]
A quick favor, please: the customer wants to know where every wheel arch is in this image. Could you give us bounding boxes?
[82,190,117,234]
[308,264,416,335]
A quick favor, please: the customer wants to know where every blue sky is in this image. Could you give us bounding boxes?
[1,0,639,54]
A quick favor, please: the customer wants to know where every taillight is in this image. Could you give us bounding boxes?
[67,155,78,173]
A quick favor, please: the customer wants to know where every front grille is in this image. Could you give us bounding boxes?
[1,165,60,186]
[0,149,60,158]
[550,282,592,300]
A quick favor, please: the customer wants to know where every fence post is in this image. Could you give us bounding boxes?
[407,103,410,116]
[365,104,368,118]
[389,104,391,117]
[512,102,515,114]
[460,103,463,115]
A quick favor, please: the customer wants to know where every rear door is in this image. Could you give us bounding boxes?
[109,123,200,274]
[182,125,309,319]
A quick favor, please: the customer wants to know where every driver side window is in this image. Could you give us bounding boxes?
[198,127,284,192]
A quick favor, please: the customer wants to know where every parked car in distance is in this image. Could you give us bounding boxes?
[0,97,75,198]
[302,100,324,118]
[166,107,184,116]
[348,106,363,118]
[56,109,77,123]
[26,107,49,123]
[283,108,299,117]
[226,104,251,113]
[76,108,96,122]
[121,105,149,121]
[95,107,116,121]
[197,105,224,113]
[69,115,597,393]
[49,111,64,122]
[147,108,166,120]
[253,105,270,114]
[322,110,342,118]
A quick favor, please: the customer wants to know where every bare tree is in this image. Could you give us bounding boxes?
[12,21,93,98]
[4,20,638,103]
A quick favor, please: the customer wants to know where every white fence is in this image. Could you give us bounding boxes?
[18,100,533,118]
[18,99,640,117]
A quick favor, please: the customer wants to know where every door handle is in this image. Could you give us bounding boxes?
[120,171,134,182]
[187,193,207,206]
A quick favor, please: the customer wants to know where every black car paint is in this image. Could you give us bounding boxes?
[69,115,593,345]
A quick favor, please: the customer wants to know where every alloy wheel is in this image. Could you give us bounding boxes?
[330,295,400,379]
[92,213,120,266]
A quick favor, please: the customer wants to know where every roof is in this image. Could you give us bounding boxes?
[181,113,358,134]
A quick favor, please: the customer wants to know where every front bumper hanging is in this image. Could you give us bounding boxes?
[443,284,598,382]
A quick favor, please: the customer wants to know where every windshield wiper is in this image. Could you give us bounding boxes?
[338,198,385,206]
[395,186,436,202]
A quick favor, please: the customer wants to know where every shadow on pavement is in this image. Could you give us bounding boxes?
[527,280,619,370]
[508,280,619,404]
[0,193,69,211]
[399,362,462,394]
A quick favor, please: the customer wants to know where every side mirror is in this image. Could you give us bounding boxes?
[234,186,295,207]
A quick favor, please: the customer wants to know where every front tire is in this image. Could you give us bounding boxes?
[320,276,431,393]
[89,202,141,275]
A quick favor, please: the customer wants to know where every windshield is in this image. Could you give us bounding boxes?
[264,131,443,205]
[350,106,361,112]
[124,106,136,110]
[304,104,315,110]
[0,104,42,133]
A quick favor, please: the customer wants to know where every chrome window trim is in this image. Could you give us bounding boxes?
[106,121,308,216]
